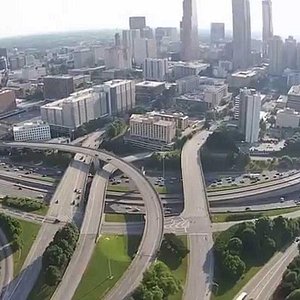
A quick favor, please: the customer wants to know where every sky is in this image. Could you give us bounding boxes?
[0,0,299,39]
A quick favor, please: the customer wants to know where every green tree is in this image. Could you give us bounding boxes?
[255,217,273,238]
[45,265,61,286]
[42,244,67,268]
[223,253,246,280]
[227,238,243,255]
[261,237,276,259]
[286,289,300,300]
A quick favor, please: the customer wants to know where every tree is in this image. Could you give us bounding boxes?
[240,227,258,254]
[42,244,67,269]
[227,238,243,255]
[45,265,61,286]
[286,289,300,300]
[261,237,276,259]
[255,217,273,238]
[273,216,293,248]
[223,253,246,280]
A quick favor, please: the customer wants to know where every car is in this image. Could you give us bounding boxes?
[18,187,22,190]
[37,194,44,199]
[125,179,130,183]
[295,237,300,243]
[55,200,59,204]
[76,195,80,200]
[54,218,60,224]
[245,207,251,211]
[280,197,285,203]
[71,200,75,205]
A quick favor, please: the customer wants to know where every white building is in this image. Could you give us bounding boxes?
[143,58,168,81]
[73,49,93,69]
[41,88,109,134]
[13,121,51,142]
[171,61,210,80]
[239,88,261,143]
[269,36,284,76]
[133,38,157,66]
[98,80,135,115]
[287,85,300,112]
[21,66,46,81]
[129,113,176,146]
[276,108,300,128]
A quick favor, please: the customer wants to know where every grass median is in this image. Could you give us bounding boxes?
[212,207,300,223]
[13,220,41,276]
[104,213,144,223]
[73,235,141,300]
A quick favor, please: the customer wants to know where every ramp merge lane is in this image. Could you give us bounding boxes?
[1,142,164,300]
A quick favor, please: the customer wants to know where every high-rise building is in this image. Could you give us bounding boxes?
[122,29,141,63]
[143,58,168,81]
[0,90,16,113]
[129,17,146,30]
[262,0,273,57]
[180,0,199,61]
[210,23,225,44]
[98,80,136,115]
[41,88,109,134]
[284,36,297,70]
[133,38,157,66]
[269,35,284,76]
[43,76,75,100]
[239,88,261,143]
[0,48,7,59]
[232,0,252,70]
[73,49,93,69]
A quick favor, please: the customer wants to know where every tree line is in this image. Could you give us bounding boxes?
[214,217,300,288]
[2,196,45,212]
[42,223,79,286]
[0,213,23,251]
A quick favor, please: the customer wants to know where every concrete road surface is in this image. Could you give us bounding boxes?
[2,133,100,300]
[1,141,164,300]
[0,230,13,299]
[181,130,214,300]
[235,243,298,300]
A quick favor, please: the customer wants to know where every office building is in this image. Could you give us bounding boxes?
[269,36,284,76]
[229,66,268,88]
[104,47,126,69]
[287,85,300,112]
[0,90,16,113]
[176,75,200,94]
[41,88,109,134]
[276,108,300,128]
[0,48,7,59]
[13,121,51,142]
[135,81,166,102]
[239,88,261,143]
[171,61,209,80]
[128,113,176,150]
[73,49,93,69]
[43,76,74,100]
[180,0,199,61]
[133,38,157,66]
[262,0,273,57]
[143,58,168,81]
[141,27,154,39]
[232,0,252,70]
[99,80,135,115]
[129,16,146,30]
[284,36,297,70]
[149,111,189,130]
[210,23,225,44]
[155,27,179,44]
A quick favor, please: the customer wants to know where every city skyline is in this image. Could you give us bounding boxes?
[1,0,300,39]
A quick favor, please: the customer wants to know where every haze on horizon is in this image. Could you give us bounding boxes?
[1,0,300,39]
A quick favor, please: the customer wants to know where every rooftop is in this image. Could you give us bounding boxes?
[130,114,175,127]
[135,81,165,88]
[288,85,300,95]
[104,79,133,87]
[13,121,48,131]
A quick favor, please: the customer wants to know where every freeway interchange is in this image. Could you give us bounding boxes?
[0,130,299,300]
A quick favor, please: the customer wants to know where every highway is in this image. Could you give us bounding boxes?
[235,242,299,300]
[208,171,300,202]
[1,141,164,300]
[0,230,13,299]
[51,168,109,300]
[2,133,100,300]
[181,130,214,300]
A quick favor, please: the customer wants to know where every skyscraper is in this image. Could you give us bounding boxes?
[239,88,261,143]
[232,0,252,70]
[262,0,273,57]
[210,23,225,44]
[129,17,146,30]
[269,35,284,76]
[180,0,199,61]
